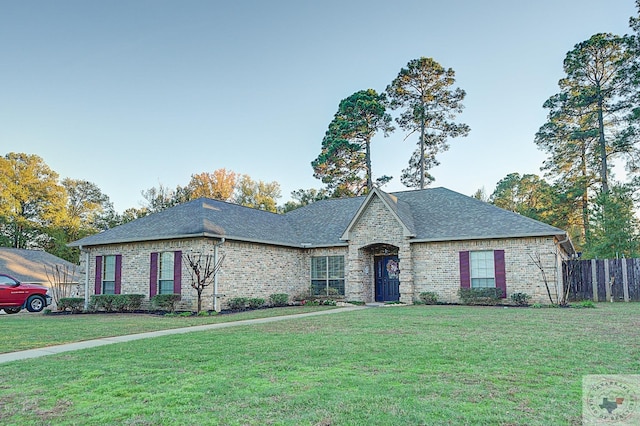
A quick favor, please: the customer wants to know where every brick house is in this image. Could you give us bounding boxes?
[69,187,574,310]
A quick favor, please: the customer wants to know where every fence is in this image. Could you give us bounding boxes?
[563,258,640,302]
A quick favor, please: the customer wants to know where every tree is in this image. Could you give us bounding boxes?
[140,183,191,213]
[187,169,237,201]
[312,89,393,196]
[280,188,330,213]
[535,100,600,244]
[543,34,635,194]
[585,184,640,258]
[386,57,470,189]
[234,175,281,212]
[183,251,225,313]
[489,173,554,223]
[0,153,66,249]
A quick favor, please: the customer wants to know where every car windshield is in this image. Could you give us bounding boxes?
[0,275,19,285]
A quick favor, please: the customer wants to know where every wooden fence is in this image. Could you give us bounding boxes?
[563,258,640,302]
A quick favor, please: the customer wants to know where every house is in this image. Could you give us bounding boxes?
[69,187,574,310]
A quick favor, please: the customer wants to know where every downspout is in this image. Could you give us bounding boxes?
[81,246,90,311]
[213,238,225,312]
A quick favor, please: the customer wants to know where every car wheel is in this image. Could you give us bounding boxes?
[26,295,45,312]
[3,307,21,314]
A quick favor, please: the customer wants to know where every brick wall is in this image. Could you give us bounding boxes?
[77,238,348,311]
[412,237,561,303]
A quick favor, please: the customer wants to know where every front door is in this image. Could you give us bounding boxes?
[375,256,400,302]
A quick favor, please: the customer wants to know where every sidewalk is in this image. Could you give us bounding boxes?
[0,306,365,364]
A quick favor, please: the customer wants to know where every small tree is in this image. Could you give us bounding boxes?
[183,251,225,312]
[44,263,78,308]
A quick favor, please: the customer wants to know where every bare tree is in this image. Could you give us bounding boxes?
[44,263,78,308]
[183,251,225,312]
[529,252,570,306]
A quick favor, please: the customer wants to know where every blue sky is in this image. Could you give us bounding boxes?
[1,1,637,212]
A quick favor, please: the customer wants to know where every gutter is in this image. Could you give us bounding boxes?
[80,246,90,311]
[213,238,225,312]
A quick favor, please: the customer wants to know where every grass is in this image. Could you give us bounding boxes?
[1,303,639,425]
[0,306,336,353]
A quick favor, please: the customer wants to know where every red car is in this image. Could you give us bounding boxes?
[0,273,52,314]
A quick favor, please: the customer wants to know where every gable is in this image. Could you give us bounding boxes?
[341,188,415,241]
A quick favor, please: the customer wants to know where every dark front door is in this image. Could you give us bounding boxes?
[375,256,400,302]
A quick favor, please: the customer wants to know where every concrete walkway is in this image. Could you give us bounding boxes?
[0,306,366,364]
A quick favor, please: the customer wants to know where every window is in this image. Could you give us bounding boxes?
[311,256,345,296]
[470,251,495,288]
[102,255,116,294]
[158,252,175,294]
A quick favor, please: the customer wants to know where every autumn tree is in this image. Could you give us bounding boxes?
[234,175,281,212]
[386,57,470,189]
[187,168,237,201]
[0,153,66,249]
[312,89,393,196]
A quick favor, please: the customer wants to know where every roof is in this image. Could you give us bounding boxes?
[69,187,571,251]
[0,248,80,284]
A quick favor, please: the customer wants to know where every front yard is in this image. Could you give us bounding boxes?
[1,304,639,425]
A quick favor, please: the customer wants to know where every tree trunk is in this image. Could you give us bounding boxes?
[420,117,425,190]
[365,140,372,192]
[596,92,609,193]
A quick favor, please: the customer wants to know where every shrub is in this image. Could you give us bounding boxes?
[247,298,265,309]
[228,297,248,310]
[90,294,146,312]
[458,287,503,305]
[419,292,438,305]
[178,311,193,317]
[322,299,337,306]
[90,294,116,311]
[510,292,531,306]
[269,293,289,307]
[572,300,596,309]
[151,294,181,312]
[123,294,144,311]
[58,297,85,313]
[197,310,217,316]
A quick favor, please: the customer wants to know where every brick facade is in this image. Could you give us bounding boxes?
[76,192,566,310]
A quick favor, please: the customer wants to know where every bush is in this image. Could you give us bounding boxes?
[247,298,265,309]
[458,287,503,305]
[228,297,248,310]
[122,294,144,311]
[151,294,181,312]
[510,292,531,306]
[58,297,85,313]
[419,292,438,305]
[269,293,289,307]
[90,294,146,312]
[572,300,596,309]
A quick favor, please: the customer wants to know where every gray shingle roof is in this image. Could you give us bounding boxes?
[69,187,568,249]
[0,248,80,283]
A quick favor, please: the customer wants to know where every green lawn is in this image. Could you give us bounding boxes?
[1,304,639,425]
[0,306,336,353]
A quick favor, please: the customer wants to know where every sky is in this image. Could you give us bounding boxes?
[1,0,638,213]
